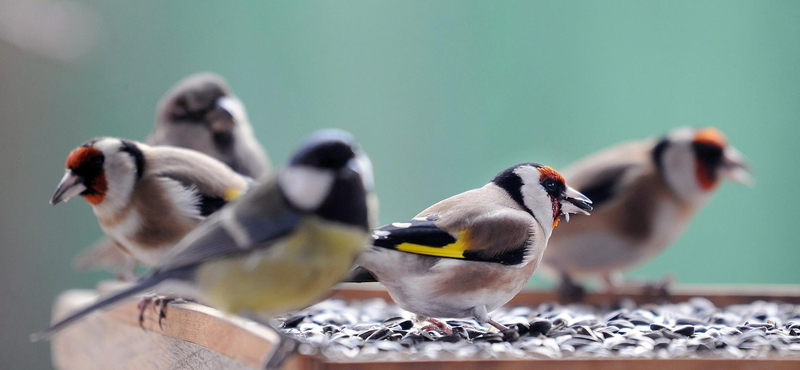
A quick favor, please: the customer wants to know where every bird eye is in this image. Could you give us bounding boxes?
[544,180,557,191]
[89,156,103,168]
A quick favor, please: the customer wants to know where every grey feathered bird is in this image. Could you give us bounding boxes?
[149,72,271,178]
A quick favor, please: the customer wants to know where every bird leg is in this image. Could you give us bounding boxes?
[263,332,300,370]
[245,313,306,370]
[557,272,587,303]
[471,306,509,331]
[603,272,674,301]
[488,319,509,331]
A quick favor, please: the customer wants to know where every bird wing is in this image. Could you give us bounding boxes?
[560,140,654,210]
[155,175,301,272]
[145,146,253,216]
[372,210,534,266]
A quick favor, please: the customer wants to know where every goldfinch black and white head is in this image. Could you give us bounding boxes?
[52,137,143,207]
[491,163,592,238]
[150,73,271,178]
[654,126,752,202]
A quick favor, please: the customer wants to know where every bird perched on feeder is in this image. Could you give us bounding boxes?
[347,163,592,332]
[75,73,271,273]
[542,127,752,299]
[35,130,375,368]
[148,72,271,179]
[51,137,251,268]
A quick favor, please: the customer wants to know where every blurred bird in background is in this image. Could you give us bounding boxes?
[35,129,375,369]
[347,163,591,333]
[51,137,251,274]
[74,72,272,275]
[148,72,271,179]
[543,127,752,300]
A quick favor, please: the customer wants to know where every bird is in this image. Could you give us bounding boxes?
[34,129,374,369]
[75,72,271,274]
[51,137,251,269]
[541,126,752,299]
[148,72,271,179]
[347,162,592,332]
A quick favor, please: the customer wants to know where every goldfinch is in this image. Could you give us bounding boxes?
[542,127,752,297]
[349,163,591,331]
[148,72,271,178]
[33,130,374,352]
[51,138,251,267]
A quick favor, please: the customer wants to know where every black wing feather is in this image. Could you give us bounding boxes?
[576,164,635,209]
[372,218,456,250]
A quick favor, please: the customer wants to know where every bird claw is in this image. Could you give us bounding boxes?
[421,318,453,335]
[557,275,587,303]
[642,275,674,301]
[137,296,176,330]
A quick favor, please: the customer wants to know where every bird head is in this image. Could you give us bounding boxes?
[159,73,245,145]
[279,129,373,231]
[654,126,752,202]
[493,163,592,238]
[51,138,144,207]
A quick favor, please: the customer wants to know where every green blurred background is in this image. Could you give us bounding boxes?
[1,0,798,367]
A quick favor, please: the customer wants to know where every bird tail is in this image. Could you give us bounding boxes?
[73,237,130,272]
[30,269,189,342]
[341,266,378,283]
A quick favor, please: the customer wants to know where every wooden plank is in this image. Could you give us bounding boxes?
[50,290,281,370]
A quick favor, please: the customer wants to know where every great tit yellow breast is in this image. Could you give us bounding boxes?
[195,217,369,314]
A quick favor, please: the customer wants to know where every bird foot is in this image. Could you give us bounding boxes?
[137,296,179,330]
[641,275,674,301]
[421,318,453,335]
[557,277,587,303]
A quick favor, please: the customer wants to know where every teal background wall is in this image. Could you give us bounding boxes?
[1,1,798,367]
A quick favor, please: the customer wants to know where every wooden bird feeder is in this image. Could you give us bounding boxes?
[49,284,800,370]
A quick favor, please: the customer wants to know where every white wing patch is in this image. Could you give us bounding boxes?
[156,177,203,220]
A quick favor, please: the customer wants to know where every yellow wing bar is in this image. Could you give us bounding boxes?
[394,231,469,259]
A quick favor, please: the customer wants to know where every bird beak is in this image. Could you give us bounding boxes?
[719,146,754,187]
[51,170,87,205]
[207,96,238,132]
[560,186,592,221]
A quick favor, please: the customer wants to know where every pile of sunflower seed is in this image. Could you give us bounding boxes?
[277,297,800,361]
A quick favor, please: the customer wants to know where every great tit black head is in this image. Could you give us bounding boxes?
[280,129,372,230]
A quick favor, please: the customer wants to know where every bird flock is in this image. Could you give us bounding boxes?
[32,72,752,367]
